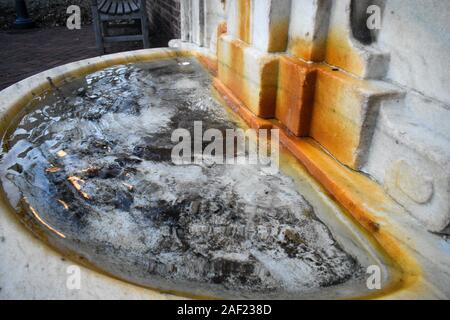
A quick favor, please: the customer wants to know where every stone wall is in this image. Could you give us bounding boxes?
[0,0,92,29]
[146,0,181,39]
[179,0,450,233]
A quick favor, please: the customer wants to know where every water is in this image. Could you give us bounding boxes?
[0,58,364,299]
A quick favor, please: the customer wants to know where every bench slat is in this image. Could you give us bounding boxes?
[129,0,138,12]
[109,1,118,14]
[117,2,124,14]
[98,0,107,11]
[103,35,144,43]
[123,0,132,14]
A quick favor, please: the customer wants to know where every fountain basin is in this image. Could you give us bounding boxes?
[0,48,447,299]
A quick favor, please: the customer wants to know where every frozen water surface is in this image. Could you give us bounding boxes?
[0,58,365,299]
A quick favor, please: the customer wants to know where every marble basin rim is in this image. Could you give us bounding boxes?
[0,47,446,300]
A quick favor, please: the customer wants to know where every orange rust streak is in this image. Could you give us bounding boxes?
[325,29,365,77]
[213,78,273,130]
[218,37,248,112]
[196,54,218,76]
[217,21,228,37]
[309,65,366,168]
[212,74,421,297]
[268,20,290,52]
[275,132,421,294]
[258,59,280,118]
[238,0,251,44]
[276,55,317,136]
[218,36,279,118]
[289,37,316,61]
[288,36,328,62]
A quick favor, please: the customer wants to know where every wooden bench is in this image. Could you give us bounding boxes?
[91,0,150,54]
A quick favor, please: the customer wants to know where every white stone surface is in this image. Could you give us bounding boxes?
[225,0,243,42]
[180,0,226,53]
[180,0,192,42]
[205,0,226,51]
[363,93,450,232]
[351,0,450,232]
[251,0,291,52]
[191,0,205,46]
[378,0,450,106]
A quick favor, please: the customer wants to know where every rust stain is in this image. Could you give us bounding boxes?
[217,21,228,37]
[196,54,218,76]
[325,28,365,78]
[211,78,421,298]
[218,37,247,111]
[238,0,251,43]
[217,36,278,118]
[309,65,366,168]
[276,55,317,136]
[289,37,315,61]
[218,41,374,168]
[275,134,421,299]
[274,52,373,169]
[213,78,273,130]
[258,58,279,118]
[268,20,290,52]
[288,36,326,62]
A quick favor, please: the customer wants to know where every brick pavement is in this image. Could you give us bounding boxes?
[0,25,169,91]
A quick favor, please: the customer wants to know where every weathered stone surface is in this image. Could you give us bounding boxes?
[226,0,291,53]
[363,94,450,232]
[386,160,434,205]
[275,55,317,136]
[218,34,279,118]
[308,65,401,169]
[377,0,450,106]
[182,0,450,233]
[226,0,252,44]
[251,0,291,52]
[325,0,389,79]
[286,0,331,61]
